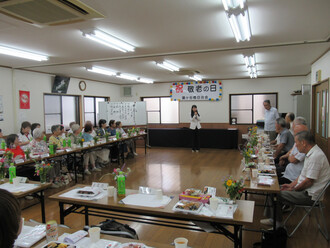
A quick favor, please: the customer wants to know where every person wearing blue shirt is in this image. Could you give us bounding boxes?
[82,123,101,175]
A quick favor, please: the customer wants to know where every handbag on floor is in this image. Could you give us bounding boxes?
[253,227,287,248]
[90,219,138,240]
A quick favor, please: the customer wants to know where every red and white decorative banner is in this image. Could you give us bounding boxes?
[170,81,222,101]
[19,90,30,109]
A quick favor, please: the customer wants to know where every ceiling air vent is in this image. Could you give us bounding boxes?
[0,0,104,26]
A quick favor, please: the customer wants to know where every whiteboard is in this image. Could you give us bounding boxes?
[98,102,147,126]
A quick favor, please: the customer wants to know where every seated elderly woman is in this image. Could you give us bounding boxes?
[5,134,25,159]
[0,189,22,248]
[48,125,62,149]
[28,128,48,155]
[82,123,101,175]
[0,128,5,144]
[68,124,82,145]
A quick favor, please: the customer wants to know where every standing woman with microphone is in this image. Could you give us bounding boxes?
[190,105,201,152]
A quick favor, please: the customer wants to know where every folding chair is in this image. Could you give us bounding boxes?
[283,179,330,240]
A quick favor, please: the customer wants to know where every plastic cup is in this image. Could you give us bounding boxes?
[107,186,115,197]
[88,227,100,243]
[174,237,188,248]
[209,197,219,211]
[252,169,258,178]
[13,177,20,187]
[155,189,163,200]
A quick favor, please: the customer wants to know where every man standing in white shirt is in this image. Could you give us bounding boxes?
[263,100,280,141]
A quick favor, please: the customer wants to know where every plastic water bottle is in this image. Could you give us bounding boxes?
[116,131,119,140]
[9,163,16,184]
[62,139,66,147]
[67,138,71,148]
[1,140,5,149]
[49,144,54,155]
[117,172,126,196]
[43,135,47,142]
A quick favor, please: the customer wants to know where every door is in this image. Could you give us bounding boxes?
[312,79,329,160]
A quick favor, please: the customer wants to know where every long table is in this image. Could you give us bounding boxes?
[50,186,254,248]
[12,134,147,183]
[22,222,173,248]
[243,177,280,231]
[0,179,51,223]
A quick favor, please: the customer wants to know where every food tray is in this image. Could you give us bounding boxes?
[172,200,203,214]
[76,187,101,197]
[119,243,147,248]
[42,241,76,248]
[258,170,277,176]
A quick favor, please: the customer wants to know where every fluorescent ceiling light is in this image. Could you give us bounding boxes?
[243,54,258,78]
[188,75,202,81]
[244,54,256,67]
[156,61,180,72]
[227,11,251,42]
[116,73,136,81]
[87,66,153,83]
[137,78,153,84]
[82,29,135,53]
[86,66,116,76]
[250,72,257,78]
[222,0,245,11]
[0,45,48,61]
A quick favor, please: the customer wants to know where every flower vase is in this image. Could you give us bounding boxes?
[245,157,249,165]
[40,172,47,184]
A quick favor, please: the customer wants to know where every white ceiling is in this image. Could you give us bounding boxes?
[0,0,329,84]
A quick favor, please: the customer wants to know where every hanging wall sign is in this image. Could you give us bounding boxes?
[170,81,222,101]
[19,90,30,109]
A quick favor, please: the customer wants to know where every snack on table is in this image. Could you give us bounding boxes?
[184,188,201,196]
[180,188,211,203]
[76,187,100,196]
[43,242,76,248]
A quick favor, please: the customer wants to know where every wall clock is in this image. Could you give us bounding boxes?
[79,80,86,91]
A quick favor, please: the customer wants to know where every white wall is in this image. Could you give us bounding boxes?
[311,50,330,85]
[311,50,330,137]
[0,67,15,133]
[1,68,121,134]
[121,77,307,123]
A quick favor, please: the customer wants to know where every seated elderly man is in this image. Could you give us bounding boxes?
[273,118,294,163]
[285,112,295,135]
[277,124,308,184]
[261,131,330,227]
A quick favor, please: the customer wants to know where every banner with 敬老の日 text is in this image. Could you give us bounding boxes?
[170,81,222,101]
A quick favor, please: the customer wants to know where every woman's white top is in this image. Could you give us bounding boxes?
[18,132,32,150]
[190,114,201,130]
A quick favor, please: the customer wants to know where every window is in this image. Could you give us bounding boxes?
[84,96,108,126]
[142,97,179,124]
[230,93,277,124]
[44,94,80,133]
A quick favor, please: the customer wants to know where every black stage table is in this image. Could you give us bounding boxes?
[149,128,238,149]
